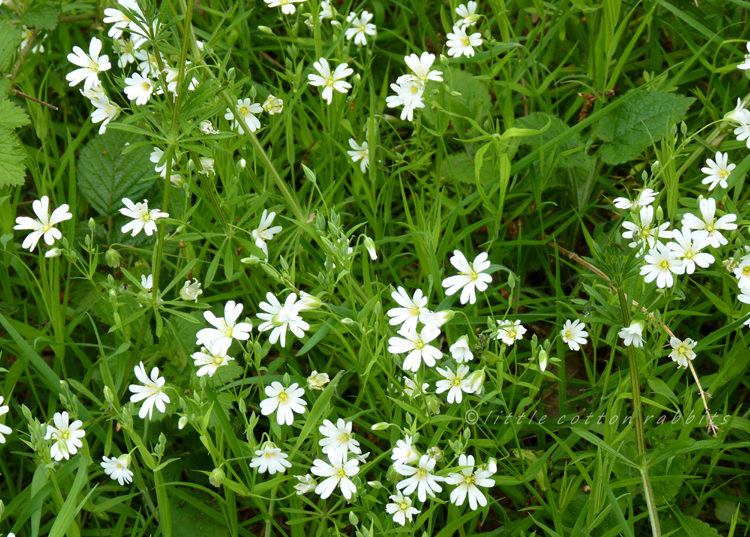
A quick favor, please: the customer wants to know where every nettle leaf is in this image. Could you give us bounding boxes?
[593,90,694,164]
[0,100,32,130]
[662,516,720,537]
[0,20,20,73]
[441,152,494,185]
[516,112,592,171]
[21,4,61,31]
[77,130,155,216]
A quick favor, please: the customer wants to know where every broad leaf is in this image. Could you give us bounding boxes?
[593,90,694,164]
[0,129,28,187]
[0,100,31,130]
[21,4,61,31]
[77,130,155,216]
[0,20,19,73]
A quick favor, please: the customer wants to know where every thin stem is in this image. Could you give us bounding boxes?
[617,288,661,537]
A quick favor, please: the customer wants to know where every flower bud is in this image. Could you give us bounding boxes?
[180,278,203,302]
[297,291,322,311]
[466,368,485,393]
[88,217,96,232]
[258,25,274,35]
[371,422,390,431]
[421,310,454,329]
[105,248,122,268]
[294,474,316,494]
[209,467,225,488]
[238,158,246,170]
[426,446,444,462]
[307,371,330,391]
[104,386,115,404]
[227,67,236,80]
[45,248,62,258]
[363,236,377,260]
[425,395,442,415]
[538,349,549,372]
[178,416,188,430]
[199,120,219,135]
[241,256,262,265]
[367,480,383,489]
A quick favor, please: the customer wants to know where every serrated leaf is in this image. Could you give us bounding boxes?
[662,514,720,537]
[440,152,494,185]
[0,100,31,129]
[77,130,155,216]
[593,90,694,164]
[0,129,28,187]
[21,4,61,31]
[651,456,686,505]
[0,21,20,73]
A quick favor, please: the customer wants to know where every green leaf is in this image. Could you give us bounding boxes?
[516,112,593,171]
[48,457,93,537]
[663,513,720,537]
[21,4,61,30]
[593,90,694,164]
[0,20,20,73]
[651,456,686,505]
[0,129,28,187]
[0,100,31,129]
[440,152,494,185]
[715,500,740,524]
[77,130,155,216]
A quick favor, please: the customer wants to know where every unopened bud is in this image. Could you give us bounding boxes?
[307,371,330,391]
[421,310,454,329]
[88,217,96,232]
[105,248,122,268]
[227,67,236,80]
[363,236,377,260]
[538,349,549,372]
[371,422,390,431]
[258,25,274,35]
[209,467,225,487]
[348,512,359,526]
[104,386,115,404]
[45,248,62,258]
[178,416,188,430]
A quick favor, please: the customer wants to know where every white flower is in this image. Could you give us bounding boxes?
[319,0,334,20]
[387,287,430,333]
[727,98,750,124]
[739,287,750,325]
[116,38,136,68]
[435,365,474,404]
[265,0,305,14]
[395,455,443,502]
[103,0,144,37]
[257,292,310,346]
[311,450,360,499]
[133,49,162,77]
[251,209,282,258]
[180,278,202,302]
[455,1,479,27]
[319,418,362,457]
[294,474,317,494]
[101,454,133,485]
[739,42,750,70]
[734,253,750,290]
[682,197,737,249]
[666,228,714,275]
[90,94,120,134]
[561,319,588,351]
[403,377,429,398]
[0,396,12,443]
[260,382,307,426]
[308,58,353,105]
[123,72,154,105]
[442,250,493,305]
[250,443,292,475]
[701,152,735,191]
[262,94,284,115]
[734,121,750,147]
[621,205,672,252]
[386,76,425,121]
[140,274,153,293]
[347,139,369,172]
[345,11,376,45]
[162,64,198,95]
[197,157,215,176]
[445,454,494,510]
[199,120,219,134]
[450,335,474,363]
[613,188,658,210]
[191,340,235,377]
[14,195,72,252]
[45,411,86,461]
[129,362,170,419]
[307,371,330,390]
[392,434,420,467]
[496,320,526,346]
[640,243,685,288]
[224,98,262,134]
[421,310,455,329]
[388,326,443,372]
[446,25,482,58]
[404,52,443,84]
[66,37,111,91]
[669,337,696,369]
[196,300,253,355]
[386,491,420,526]
[619,321,644,348]
[119,198,168,237]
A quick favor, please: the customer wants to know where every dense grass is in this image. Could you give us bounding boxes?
[1,0,750,536]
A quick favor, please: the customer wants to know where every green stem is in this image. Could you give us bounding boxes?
[617,288,661,537]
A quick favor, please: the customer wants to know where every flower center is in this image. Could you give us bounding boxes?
[461,37,471,47]
[89,60,99,72]
[677,343,689,356]
[507,328,518,339]
[463,474,476,487]
[266,452,273,458]
[359,24,367,31]
[239,106,249,117]
[60,429,70,441]
[658,260,670,270]
[409,306,420,316]
[684,249,695,259]
[278,391,289,403]
[415,468,427,480]
[212,355,224,366]
[564,329,573,340]
[451,376,462,387]
[706,218,716,233]
[397,499,410,511]
[719,169,729,178]
[337,433,349,445]
[335,467,346,479]
[743,266,750,277]
[415,339,425,350]
[142,82,151,91]
[326,76,335,87]
[42,223,52,232]
[410,85,419,94]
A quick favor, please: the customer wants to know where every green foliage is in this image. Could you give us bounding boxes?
[20,4,60,31]
[593,91,695,164]
[0,19,19,73]
[77,131,155,216]
[0,99,29,187]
